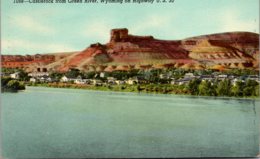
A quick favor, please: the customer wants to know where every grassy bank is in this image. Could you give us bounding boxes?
[28,82,260,99]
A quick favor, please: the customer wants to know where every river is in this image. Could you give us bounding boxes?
[1,86,259,158]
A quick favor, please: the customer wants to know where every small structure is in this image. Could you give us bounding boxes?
[60,76,75,83]
[172,78,193,85]
[200,75,214,81]
[28,72,49,77]
[115,80,125,85]
[10,72,20,79]
[217,74,228,81]
[29,77,37,83]
[126,77,138,85]
[100,72,107,78]
[92,79,103,85]
[107,77,117,84]
[247,75,259,81]
[74,79,85,84]
[184,73,195,79]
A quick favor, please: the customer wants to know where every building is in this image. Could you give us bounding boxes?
[29,77,37,83]
[171,78,193,85]
[74,79,86,84]
[60,76,70,82]
[28,72,49,78]
[126,77,138,85]
[10,72,20,79]
[107,77,117,84]
[184,73,195,79]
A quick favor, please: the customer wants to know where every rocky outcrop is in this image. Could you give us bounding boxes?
[2,28,259,72]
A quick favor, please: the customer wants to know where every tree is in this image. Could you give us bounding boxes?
[50,72,64,81]
[6,80,25,90]
[231,81,244,97]
[188,79,201,95]
[198,80,215,96]
[243,79,259,96]
[216,79,231,96]
[1,77,12,87]
[65,68,81,78]
[18,70,29,81]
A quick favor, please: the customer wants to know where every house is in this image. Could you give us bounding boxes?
[74,79,85,84]
[60,76,70,82]
[100,72,107,78]
[184,73,195,79]
[29,77,37,83]
[200,75,214,81]
[39,77,47,82]
[92,79,103,85]
[231,78,245,86]
[217,74,228,81]
[107,77,117,84]
[247,75,259,81]
[171,78,193,85]
[159,73,168,79]
[115,80,125,85]
[28,72,49,77]
[46,77,53,82]
[159,72,173,79]
[10,72,20,79]
[126,77,139,85]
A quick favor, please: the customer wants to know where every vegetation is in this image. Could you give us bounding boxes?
[1,77,25,92]
[30,78,259,98]
[2,67,259,97]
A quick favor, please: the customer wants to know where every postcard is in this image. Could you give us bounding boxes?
[1,0,259,158]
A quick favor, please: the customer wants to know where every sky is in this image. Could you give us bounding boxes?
[1,0,259,55]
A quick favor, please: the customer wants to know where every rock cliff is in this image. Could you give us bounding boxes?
[2,28,259,72]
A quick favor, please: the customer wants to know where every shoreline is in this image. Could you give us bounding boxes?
[26,83,260,100]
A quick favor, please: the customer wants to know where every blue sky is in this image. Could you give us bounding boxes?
[1,0,259,55]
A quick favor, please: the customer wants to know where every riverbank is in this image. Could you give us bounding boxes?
[27,82,260,99]
[1,77,25,92]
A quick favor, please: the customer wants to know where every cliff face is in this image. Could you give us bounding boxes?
[2,28,259,72]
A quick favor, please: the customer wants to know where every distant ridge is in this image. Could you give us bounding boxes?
[1,28,259,72]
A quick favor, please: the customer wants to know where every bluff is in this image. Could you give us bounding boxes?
[2,28,259,72]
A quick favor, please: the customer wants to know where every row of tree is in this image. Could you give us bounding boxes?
[188,79,259,97]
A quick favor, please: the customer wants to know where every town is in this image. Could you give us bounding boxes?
[1,67,260,97]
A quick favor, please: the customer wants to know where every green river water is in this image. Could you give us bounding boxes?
[1,86,259,158]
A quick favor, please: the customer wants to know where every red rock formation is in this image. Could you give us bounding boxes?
[1,54,55,69]
[2,29,259,72]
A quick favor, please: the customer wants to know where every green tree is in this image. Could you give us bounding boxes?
[66,68,81,78]
[18,70,29,81]
[188,79,201,95]
[6,80,25,90]
[231,81,244,97]
[216,79,231,96]
[198,80,215,96]
[243,79,259,96]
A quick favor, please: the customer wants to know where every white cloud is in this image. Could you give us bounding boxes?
[131,15,173,34]
[219,10,259,33]
[83,21,112,43]
[9,15,55,34]
[2,39,77,54]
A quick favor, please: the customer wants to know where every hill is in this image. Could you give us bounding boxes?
[1,28,259,72]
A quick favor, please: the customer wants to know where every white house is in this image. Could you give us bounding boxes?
[60,76,69,82]
[74,79,85,84]
[10,72,20,79]
[107,77,116,84]
[29,77,37,83]
[115,80,125,85]
[126,77,138,85]
[184,73,195,79]
[28,72,49,77]
[92,79,102,85]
